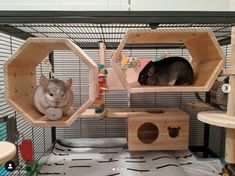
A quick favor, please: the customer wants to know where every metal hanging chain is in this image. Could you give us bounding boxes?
[43,57,55,79]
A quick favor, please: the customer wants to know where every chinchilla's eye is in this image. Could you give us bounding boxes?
[61,94,64,97]
[49,93,53,97]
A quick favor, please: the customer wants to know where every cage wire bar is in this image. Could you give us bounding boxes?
[0,11,234,171]
[0,32,53,175]
[0,23,232,49]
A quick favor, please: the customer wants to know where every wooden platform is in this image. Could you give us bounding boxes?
[7,96,92,127]
[111,28,225,93]
[79,108,182,118]
[0,141,16,165]
[4,38,98,127]
[197,111,235,129]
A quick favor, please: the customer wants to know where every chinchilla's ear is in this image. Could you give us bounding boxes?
[39,75,49,88]
[65,78,72,89]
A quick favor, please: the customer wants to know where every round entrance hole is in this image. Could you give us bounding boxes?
[137,122,159,144]
[146,109,165,114]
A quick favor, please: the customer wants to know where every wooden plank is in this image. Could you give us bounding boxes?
[7,96,42,125]
[65,40,97,68]
[187,102,214,111]
[225,26,235,163]
[198,111,235,129]
[185,32,225,88]
[99,42,106,65]
[106,68,125,90]
[5,67,36,100]
[78,108,183,118]
[226,129,235,163]
[125,28,209,44]
[6,44,51,67]
[111,33,131,92]
[79,108,128,118]
[0,141,16,165]
[129,84,209,93]
[5,38,71,67]
[185,33,222,62]
[6,96,95,127]
[89,66,98,101]
[29,38,70,50]
[220,68,235,75]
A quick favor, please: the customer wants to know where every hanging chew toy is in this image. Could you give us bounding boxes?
[152,51,171,62]
[129,56,141,71]
[94,64,108,118]
[120,52,170,75]
[120,55,141,76]
[120,55,129,76]
[43,57,54,78]
[97,64,108,97]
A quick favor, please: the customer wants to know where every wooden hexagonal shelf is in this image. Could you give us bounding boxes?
[111,28,225,93]
[4,38,98,127]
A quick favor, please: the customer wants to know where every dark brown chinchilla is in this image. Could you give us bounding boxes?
[138,56,194,86]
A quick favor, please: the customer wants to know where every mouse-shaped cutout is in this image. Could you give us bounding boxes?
[33,75,74,117]
[167,127,181,138]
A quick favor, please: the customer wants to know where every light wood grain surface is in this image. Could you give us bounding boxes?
[0,141,16,165]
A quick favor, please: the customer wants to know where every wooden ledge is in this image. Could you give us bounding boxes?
[198,111,235,128]
[0,141,16,165]
[79,108,185,118]
[220,69,235,76]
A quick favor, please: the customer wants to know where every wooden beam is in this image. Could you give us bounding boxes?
[78,108,186,118]
[99,42,106,65]
[198,111,235,129]
[225,26,235,163]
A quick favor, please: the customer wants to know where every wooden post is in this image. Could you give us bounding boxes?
[99,42,106,65]
[93,42,107,107]
[225,26,235,163]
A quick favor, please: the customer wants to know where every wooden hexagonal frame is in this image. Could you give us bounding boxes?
[111,28,225,93]
[4,38,98,127]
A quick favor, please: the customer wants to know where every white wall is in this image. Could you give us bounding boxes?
[0,0,233,11]
[229,0,235,10]
[0,0,128,11]
[131,0,229,11]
